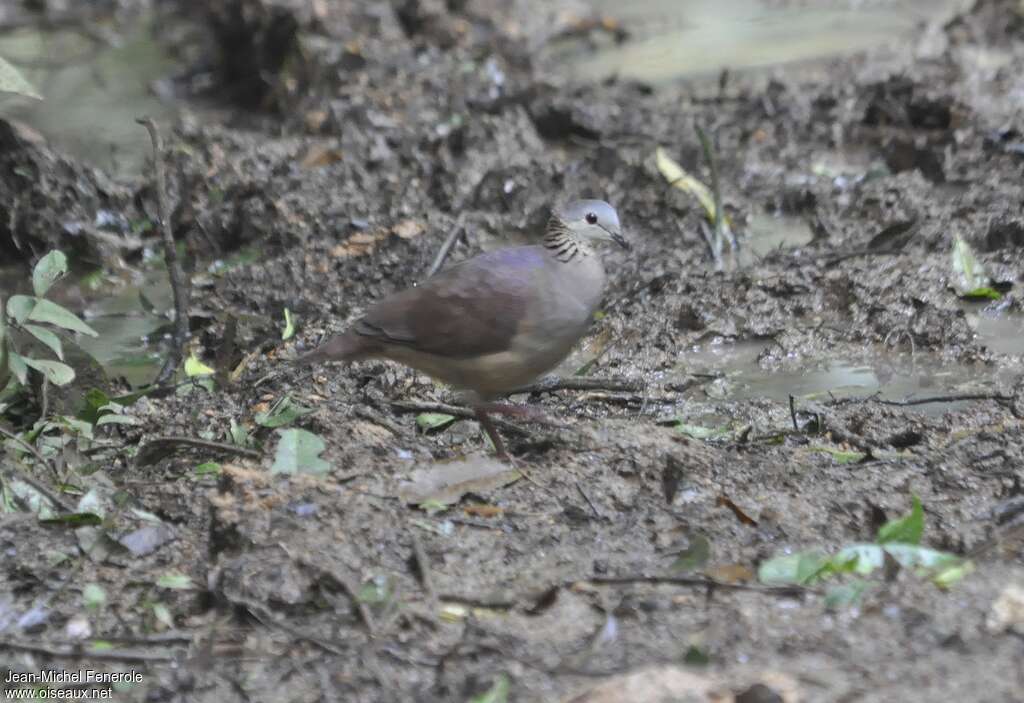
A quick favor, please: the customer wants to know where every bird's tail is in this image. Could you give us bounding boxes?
[294,332,370,366]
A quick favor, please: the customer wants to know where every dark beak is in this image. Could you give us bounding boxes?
[611,231,630,251]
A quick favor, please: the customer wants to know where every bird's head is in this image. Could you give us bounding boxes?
[553,199,629,250]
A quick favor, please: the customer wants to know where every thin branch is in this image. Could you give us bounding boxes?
[134,435,262,468]
[410,530,439,615]
[137,117,189,386]
[581,575,812,597]
[425,217,465,278]
[871,393,1015,406]
[576,481,602,518]
[0,637,178,663]
[0,424,68,495]
[506,375,644,395]
[826,392,1016,408]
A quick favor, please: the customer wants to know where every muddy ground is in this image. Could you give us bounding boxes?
[2,0,1024,701]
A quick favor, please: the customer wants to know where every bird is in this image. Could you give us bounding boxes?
[298,199,628,460]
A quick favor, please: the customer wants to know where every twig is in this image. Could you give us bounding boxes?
[576,481,601,518]
[134,435,262,468]
[410,531,439,615]
[507,375,644,395]
[137,117,189,386]
[581,575,811,597]
[0,425,64,489]
[870,393,1015,406]
[789,394,799,432]
[38,377,49,425]
[0,638,178,663]
[425,217,465,278]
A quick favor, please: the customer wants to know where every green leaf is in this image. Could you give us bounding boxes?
[96,413,138,426]
[951,235,991,296]
[22,358,75,386]
[151,602,174,628]
[669,534,711,573]
[877,496,924,545]
[0,55,43,99]
[40,512,103,527]
[356,576,394,605]
[281,307,295,341]
[23,324,64,360]
[184,353,214,377]
[7,295,34,325]
[682,645,711,666]
[255,396,313,429]
[825,544,884,576]
[82,583,107,610]
[7,351,28,385]
[758,550,830,585]
[881,543,962,571]
[468,674,510,703]
[416,412,457,432]
[271,429,330,475]
[229,419,251,448]
[961,286,1002,301]
[824,580,869,610]
[194,462,221,477]
[932,559,974,589]
[32,251,67,297]
[156,573,195,590]
[418,498,449,515]
[808,445,866,464]
[26,298,98,337]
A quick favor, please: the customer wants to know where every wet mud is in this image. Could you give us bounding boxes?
[1,0,1023,701]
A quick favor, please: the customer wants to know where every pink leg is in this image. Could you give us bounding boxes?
[473,407,511,461]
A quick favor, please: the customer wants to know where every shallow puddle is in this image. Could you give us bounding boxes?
[677,330,1022,415]
[744,213,814,259]
[0,14,178,178]
[567,0,970,83]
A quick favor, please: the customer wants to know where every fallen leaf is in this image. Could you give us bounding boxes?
[716,495,758,526]
[397,455,520,506]
[986,583,1024,634]
[299,142,343,169]
[392,219,425,239]
[464,503,504,518]
[705,563,754,583]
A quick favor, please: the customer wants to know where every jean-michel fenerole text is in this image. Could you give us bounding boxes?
[5,670,143,684]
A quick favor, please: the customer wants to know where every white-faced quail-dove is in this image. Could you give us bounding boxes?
[299,199,628,460]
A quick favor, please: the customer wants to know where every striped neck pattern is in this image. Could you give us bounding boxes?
[543,217,591,263]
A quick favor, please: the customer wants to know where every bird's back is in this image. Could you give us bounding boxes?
[353,244,607,395]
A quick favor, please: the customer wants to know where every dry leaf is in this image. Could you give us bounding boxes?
[464,503,504,518]
[299,143,343,169]
[392,220,425,239]
[397,455,520,506]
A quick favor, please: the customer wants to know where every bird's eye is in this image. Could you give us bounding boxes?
[585,212,598,225]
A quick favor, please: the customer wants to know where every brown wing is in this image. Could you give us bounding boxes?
[353,246,544,359]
